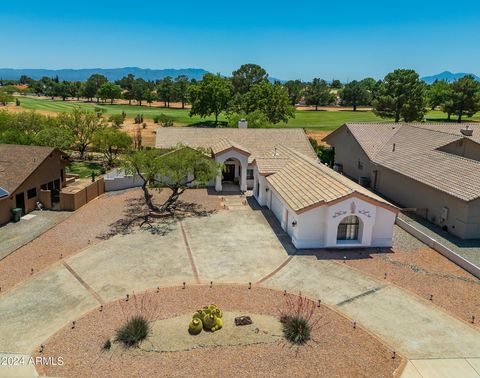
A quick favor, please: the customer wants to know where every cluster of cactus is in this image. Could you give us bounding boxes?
[188,304,223,335]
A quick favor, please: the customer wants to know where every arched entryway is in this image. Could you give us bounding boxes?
[337,215,360,241]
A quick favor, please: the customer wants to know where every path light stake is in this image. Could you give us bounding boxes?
[31,268,34,275]
[156,287,160,293]
[384,272,387,279]
[182,282,186,289]
[126,294,129,302]
[284,290,287,296]
[210,281,213,288]
[343,256,347,263]
[392,351,396,359]
[317,299,321,307]
[472,315,475,324]
[248,282,252,290]
[429,294,433,301]
[71,321,76,329]
[99,305,103,312]
[353,321,356,329]
[39,344,44,353]
[60,254,63,259]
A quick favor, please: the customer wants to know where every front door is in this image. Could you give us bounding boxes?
[15,193,25,214]
[222,164,235,182]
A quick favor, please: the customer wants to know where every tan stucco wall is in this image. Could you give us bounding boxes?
[60,178,104,211]
[326,126,373,183]
[0,150,67,225]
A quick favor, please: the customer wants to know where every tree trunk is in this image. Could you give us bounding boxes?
[457,114,462,123]
[141,182,160,212]
[395,114,400,123]
[315,104,318,111]
[129,99,132,105]
[353,104,357,111]
[159,187,184,213]
[215,112,219,126]
[182,101,185,109]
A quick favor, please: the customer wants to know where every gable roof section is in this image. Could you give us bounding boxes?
[0,144,58,194]
[266,146,396,213]
[326,123,480,202]
[211,138,251,156]
[155,128,317,163]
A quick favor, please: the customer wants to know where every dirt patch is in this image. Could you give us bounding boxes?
[307,130,332,145]
[35,285,401,378]
[0,103,58,117]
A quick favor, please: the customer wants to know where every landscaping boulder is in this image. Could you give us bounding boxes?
[235,316,253,326]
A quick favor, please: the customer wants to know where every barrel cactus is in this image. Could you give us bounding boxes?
[202,313,217,331]
[188,317,203,335]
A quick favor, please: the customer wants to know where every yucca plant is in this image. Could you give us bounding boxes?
[115,315,150,347]
[281,316,311,345]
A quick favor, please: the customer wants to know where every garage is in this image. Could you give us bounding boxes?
[270,191,284,225]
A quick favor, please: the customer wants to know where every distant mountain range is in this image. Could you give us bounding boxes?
[0,67,210,81]
[421,71,480,84]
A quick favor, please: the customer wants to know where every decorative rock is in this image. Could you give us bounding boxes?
[235,315,253,326]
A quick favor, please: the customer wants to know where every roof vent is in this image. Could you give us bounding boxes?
[460,125,473,136]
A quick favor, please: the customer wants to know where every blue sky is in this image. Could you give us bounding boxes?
[1,0,479,81]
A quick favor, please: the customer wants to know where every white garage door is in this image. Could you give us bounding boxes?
[271,192,284,224]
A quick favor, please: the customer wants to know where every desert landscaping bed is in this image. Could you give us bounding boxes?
[0,188,221,294]
[35,285,401,378]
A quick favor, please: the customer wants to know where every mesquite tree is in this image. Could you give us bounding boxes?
[124,146,220,214]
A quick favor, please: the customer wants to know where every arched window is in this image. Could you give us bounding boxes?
[337,215,360,241]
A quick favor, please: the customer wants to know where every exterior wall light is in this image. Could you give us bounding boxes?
[265,187,269,192]
[292,220,297,227]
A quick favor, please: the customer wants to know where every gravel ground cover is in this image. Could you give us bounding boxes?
[35,285,401,378]
[0,188,221,293]
[336,226,480,327]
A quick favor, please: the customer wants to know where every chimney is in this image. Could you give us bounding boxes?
[461,125,473,137]
[238,119,248,129]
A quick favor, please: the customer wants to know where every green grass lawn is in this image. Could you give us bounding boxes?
[17,96,480,132]
[66,161,103,179]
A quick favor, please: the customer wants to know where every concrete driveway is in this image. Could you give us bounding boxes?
[0,200,479,376]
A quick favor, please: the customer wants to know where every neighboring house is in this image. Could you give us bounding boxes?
[324,123,480,239]
[156,127,398,248]
[0,144,69,224]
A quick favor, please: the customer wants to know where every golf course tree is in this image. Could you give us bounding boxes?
[174,75,190,109]
[92,126,132,167]
[240,81,295,124]
[284,80,305,106]
[123,146,220,214]
[443,75,480,123]
[231,64,269,95]
[116,74,136,105]
[156,77,175,107]
[189,73,232,125]
[304,78,335,110]
[81,74,108,102]
[373,69,427,122]
[427,80,452,110]
[58,107,106,159]
[340,80,370,111]
[131,78,149,106]
[97,82,122,104]
[330,79,343,89]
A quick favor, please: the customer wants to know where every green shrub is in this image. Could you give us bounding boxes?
[154,113,173,127]
[102,339,112,350]
[281,315,311,345]
[115,315,150,347]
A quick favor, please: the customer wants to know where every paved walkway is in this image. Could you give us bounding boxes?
[0,211,70,260]
[0,198,479,377]
[402,358,480,377]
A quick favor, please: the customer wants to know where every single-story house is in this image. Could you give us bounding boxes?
[0,144,69,224]
[323,122,480,239]
[155,127,398,248]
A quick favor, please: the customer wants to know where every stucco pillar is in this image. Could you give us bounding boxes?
[240,162,247,192]
[215,174,222,192]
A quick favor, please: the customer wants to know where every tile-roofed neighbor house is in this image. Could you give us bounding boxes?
[155,126,398,249]
[0,144,69,225]
[323,122,480,239]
